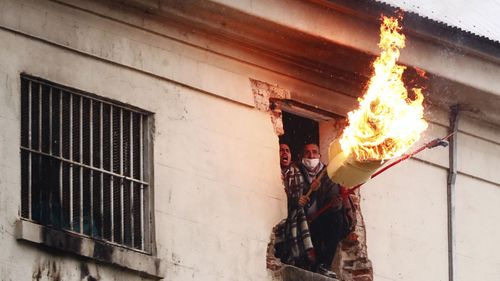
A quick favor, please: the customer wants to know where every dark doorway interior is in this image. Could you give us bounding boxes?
[280,111,319,162]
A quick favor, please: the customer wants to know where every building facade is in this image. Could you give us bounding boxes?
[0,0,499,281]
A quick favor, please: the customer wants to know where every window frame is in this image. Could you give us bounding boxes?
[18,74,156,257]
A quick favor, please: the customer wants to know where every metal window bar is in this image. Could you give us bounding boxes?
[90,99,94,236]
[48,88,53,224]
[19,148,148,185]
[99,102,104,239]
[69,93,74,231]
[36,83,42,222]
[140,114,145,250]
[103,103,112,242]
[49,88,52,155]
[59,91,63,228]
[130,112,134,248]
[31,82,40,222]
[132,112,142,249]
[79,95,83,234]
[38,83,42,153]
[28,81,32,219]
[20,76,150,253]
[110,105,114,243]
[120,108,125,243]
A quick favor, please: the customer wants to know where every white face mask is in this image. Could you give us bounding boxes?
[302,158,320,170]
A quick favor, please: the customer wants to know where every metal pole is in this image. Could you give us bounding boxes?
[448,105,460,281]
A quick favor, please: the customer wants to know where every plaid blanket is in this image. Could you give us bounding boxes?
[275,164,314,267]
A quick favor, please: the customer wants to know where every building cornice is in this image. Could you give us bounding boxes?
[57,0,500,125]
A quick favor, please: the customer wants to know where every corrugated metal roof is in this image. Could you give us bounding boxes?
[377,0,500,44]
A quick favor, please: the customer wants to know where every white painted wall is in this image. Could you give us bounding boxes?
[455,175,500,281]
[453,118,500,281]
[0,0,289,280]
[363,109,500,281]
[363,159,449,281]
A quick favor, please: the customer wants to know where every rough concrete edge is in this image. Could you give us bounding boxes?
[249,78,291,136]
[333,189,373,281]
[15,219,166,279]
[271,264,340,281]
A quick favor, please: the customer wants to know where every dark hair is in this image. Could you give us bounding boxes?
[301,143,320,155]
[279,136,291,146]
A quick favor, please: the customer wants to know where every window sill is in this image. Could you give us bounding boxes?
[273,265,339,281]
[15,220,165,279]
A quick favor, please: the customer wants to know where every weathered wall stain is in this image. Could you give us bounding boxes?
[31,257,103,281]
[40,226,82,255]
[80,262,100,281]
[92,241,114,262]
[32,259,61,281]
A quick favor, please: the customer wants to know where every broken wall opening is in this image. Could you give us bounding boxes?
[251,79,373,281]
[281,111,319,162]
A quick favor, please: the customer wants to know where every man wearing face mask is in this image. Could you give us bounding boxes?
[298,144,326,218]
[297,143,352,277]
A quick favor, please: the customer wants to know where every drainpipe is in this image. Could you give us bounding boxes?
[447,105,459,281]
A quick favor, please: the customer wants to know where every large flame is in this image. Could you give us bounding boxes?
[339,16,428,161]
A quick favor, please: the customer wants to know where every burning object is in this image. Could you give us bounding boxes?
[327,139,383,188]
[327,16,428,188]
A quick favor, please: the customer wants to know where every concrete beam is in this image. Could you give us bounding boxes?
[52,0,500,125]
[153,0,500,125]
[202,0,500,97]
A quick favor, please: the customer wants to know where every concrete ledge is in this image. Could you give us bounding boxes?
[15,220,165,279]
[273,265,339,281]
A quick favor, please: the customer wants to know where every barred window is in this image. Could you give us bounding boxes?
[20,75,153,253]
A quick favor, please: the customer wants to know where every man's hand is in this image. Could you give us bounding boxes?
[298,195,309,207]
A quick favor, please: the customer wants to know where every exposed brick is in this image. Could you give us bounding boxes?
[352,275,372,281]
[352,268,372,275]
[334,190,373,281]
[250,79,290,136]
